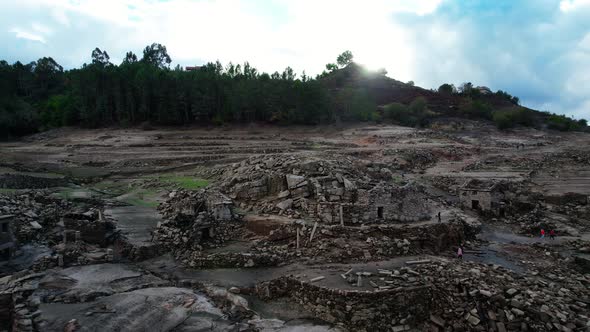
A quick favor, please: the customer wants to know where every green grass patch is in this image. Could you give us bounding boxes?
[56,187,76,200]
[158,175,209,190]
[0,188,19,195]
[93,180,129,195]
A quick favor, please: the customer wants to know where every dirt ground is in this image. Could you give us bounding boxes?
[1,121,590,331]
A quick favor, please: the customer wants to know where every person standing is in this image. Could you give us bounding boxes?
[540,229,545,239]
[437,212,441,223]
[457,246,463,259]
[550,229,556,240]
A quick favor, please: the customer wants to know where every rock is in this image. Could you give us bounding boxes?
[24,211,38,218]
[466,315,480,325]
[286,175,305,189]
[29,221,42,229]
[430,314,445,327]
[278,190,290,199]
[229,287,240,294]
[510,299,524,309]
[276,199,293,210]
[506,288,518,297]
[511,308,525,316]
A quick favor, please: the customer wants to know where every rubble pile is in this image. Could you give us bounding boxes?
[425,260,590,332]
[154,189,242,253]
[256,221,466,263]
[175,220,467,269]
[0,192,71,242]
[219,154,433,224]
[465,150,590,172]
[256,259,590,332]
[257,276,432,332]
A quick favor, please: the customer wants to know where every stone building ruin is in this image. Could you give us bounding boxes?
[459,179,506,216]
[155,190,241,251]
[218,155,434,226]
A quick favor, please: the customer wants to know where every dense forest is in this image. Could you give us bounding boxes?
[0,43,586,138]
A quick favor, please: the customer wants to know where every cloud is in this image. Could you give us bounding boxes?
[10,27,46,43]
[1,0,590,119]
[560,0,590,12]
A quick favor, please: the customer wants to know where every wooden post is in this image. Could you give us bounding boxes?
[309,222,318,242]
[339,204,344,226]
[296,227,300,249]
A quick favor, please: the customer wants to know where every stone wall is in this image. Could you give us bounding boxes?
[220,155,433,225]
[257,277,433,331]
[62,216,115,246]
[155,189,242,252]
[0,174,68,189]
[459,188,493,211]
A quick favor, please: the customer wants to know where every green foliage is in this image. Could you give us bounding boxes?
[91,48,111,66]
[546,114,585,131]
[459,100,493,120]
[0,45,586,136]
[492,107,534,130]
[459,82,473,95]
[334,88,376,122]
[40,94,79,128]
[438,83,456,95]
[383,97,433,127]
[325,63,338,73]
[495,90,519,105]
[141,43,172,68]
[158,175,209,190]
[336,50,354,67]
[0,97,39,138]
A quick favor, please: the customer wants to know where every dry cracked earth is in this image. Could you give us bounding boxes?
[1,120,590,332]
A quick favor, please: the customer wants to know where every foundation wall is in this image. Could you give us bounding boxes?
[258,277,432,331]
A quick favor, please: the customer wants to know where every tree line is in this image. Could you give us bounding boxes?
[0,43,339,137]
[0,44,586,137]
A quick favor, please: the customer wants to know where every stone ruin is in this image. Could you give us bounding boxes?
[459,179,503,214]
[219,154,433,224]
[154,189,241,252]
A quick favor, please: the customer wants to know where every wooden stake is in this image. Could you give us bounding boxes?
[309,222,318,242]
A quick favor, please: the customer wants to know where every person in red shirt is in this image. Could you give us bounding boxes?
[550,229,556,240]
[540,229,545,239]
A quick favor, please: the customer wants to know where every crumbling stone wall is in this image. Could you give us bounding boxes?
[155,189,242,253]
[257,277,432,331]
[220,154,433,225]
[0,174,68,189]
[62,211,115,246]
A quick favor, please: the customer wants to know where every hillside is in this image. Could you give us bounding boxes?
[0,47,586,138]
[321,63,533,119]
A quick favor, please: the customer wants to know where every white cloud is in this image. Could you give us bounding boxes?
[51,8,70,26]
[10,27,46,43]
[3,0,590,119]
[32,22,53,35]
[559,0,590,12]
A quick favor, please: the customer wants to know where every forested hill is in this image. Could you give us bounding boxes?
[0,44,586,138]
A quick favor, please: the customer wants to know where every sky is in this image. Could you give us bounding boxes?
[2,0,590,119]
